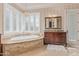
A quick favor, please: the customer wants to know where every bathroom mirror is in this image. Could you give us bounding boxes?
[45,16,62,29]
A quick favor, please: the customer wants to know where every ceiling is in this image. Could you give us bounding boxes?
[22,3,65,10]
[12,3,79,12]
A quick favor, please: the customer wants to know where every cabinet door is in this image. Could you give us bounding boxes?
[44,32,48,44]
[49,32,55,44]
[44,32,53,44]
[0,35,1,53]
[55,33,66,44]
[0,45,1,53]
[46,32,51,44]
[48,32,54,44]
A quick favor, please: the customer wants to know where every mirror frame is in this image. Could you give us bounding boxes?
[45,16,62,29]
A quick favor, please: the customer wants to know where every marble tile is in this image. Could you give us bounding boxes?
[19,45,79,56]
[3,39,43,56]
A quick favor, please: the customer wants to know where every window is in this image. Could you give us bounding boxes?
[30,15,35,31]
[15,11,20,32]
[4,4,40,34]
[23,16,29,31]
[24,13,40,33]
[34,13,40,32]
[4,4,13,33]
[12,8,17,31]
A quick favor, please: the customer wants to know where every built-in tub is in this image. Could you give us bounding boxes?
[2,34,44,56]
[11,35,41,40]
[2,34,43,44]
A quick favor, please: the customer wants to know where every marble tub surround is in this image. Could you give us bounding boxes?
[3,39,43,56]
[1,32,44,44]
[2,36,43,44]
[2,32,44,38]
[2,32,33,40]
[1,32,44,55]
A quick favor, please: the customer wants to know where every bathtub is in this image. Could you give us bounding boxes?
[2,34,44,56]
[11,35,40,40]
[2,34,43,44]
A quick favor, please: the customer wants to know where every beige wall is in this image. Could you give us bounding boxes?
[27,4,79,32]
[0,3,3,34]
[27,7,67,33]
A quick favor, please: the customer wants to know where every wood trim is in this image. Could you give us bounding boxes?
[45,16,62,29]
[0,34,3,56]
[44,32,67,46]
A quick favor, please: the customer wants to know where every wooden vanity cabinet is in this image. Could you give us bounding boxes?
[0,34,3,56]
[0,34,1,53]
[44,32,67,46]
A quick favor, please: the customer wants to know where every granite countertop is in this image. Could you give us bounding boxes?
[44,29,64,32]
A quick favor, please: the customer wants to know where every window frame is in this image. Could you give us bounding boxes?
[4,4,40,34]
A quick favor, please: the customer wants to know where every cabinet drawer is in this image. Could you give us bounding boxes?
[44,32,66,45]
[58,35,66,37]
[0,45,1,52]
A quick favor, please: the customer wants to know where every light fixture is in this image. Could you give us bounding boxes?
[52,15,58,17]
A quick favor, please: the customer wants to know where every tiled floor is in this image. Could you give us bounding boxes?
[19,45,79,56]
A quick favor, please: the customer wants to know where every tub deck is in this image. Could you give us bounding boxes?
[3,39,43,56]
